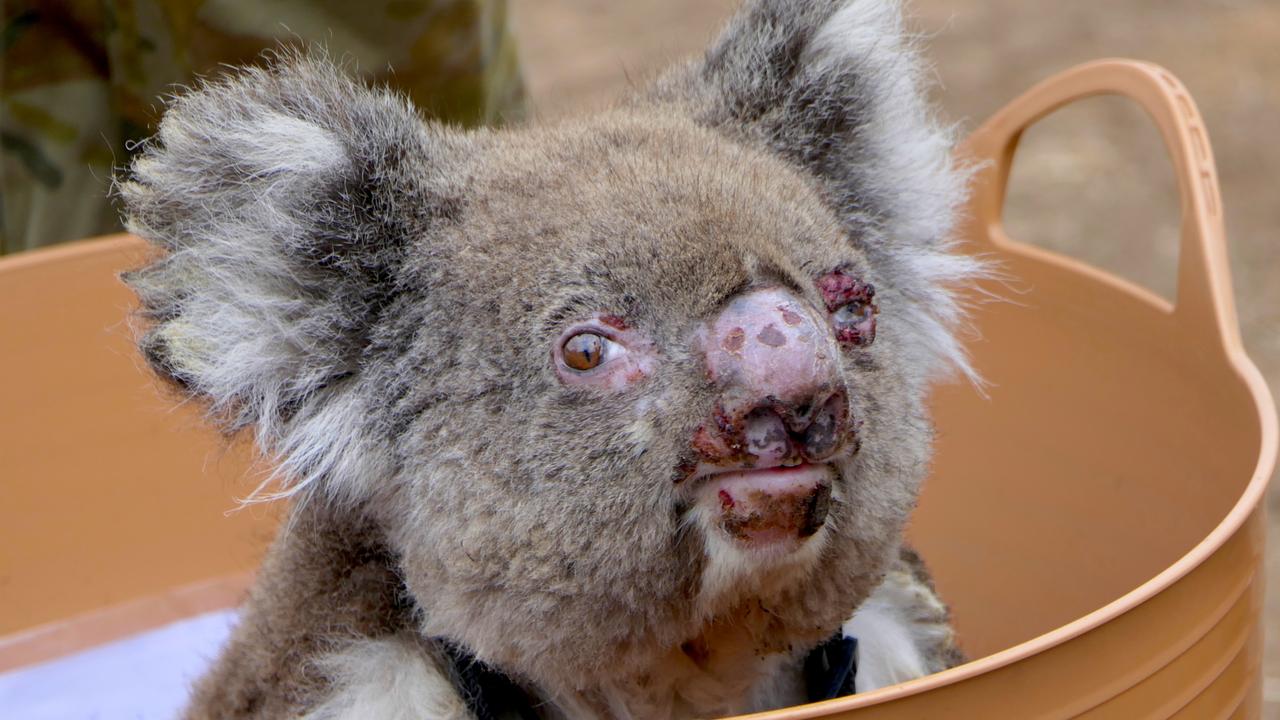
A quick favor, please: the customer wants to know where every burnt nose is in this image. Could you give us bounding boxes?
[701,287,842,408]
[744,408,791,465]
[694,287,854,470]
[742,392,849,465]
[800,393,847,461]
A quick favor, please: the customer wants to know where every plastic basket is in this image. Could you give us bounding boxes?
[0,60,1275,718]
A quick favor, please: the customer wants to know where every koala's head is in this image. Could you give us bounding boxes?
[122,0,980,696]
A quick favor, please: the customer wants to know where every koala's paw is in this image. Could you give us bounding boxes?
[843,547,964,693]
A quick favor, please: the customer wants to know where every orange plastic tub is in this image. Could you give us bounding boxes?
[1,60,1275,718]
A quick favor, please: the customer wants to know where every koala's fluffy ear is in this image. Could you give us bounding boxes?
[121,52,468,497]
[656,0,962,251]
[652,0,983,381]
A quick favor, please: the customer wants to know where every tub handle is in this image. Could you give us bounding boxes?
[960,60,1241,352]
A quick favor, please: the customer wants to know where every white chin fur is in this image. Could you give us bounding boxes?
[689,494,831,617]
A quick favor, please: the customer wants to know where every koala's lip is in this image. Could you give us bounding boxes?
[686,454,825,487]
[710,463,831,497]
[701,464,833,546]
[694,461,822,483]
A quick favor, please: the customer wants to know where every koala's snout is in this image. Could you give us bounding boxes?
[684,287,853,547]
[692,287,853,472]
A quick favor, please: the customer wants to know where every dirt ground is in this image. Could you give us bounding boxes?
[511,0,1280,712]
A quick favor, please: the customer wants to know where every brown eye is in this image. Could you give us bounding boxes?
[563,332,608,371]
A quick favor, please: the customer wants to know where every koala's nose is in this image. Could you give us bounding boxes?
[699,287,850,464]
[703,288,841,406]
[743,394,849,464]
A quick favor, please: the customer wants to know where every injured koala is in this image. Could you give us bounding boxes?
[120,0,980,717]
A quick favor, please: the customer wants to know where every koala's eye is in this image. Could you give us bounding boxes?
[833,301,872,328]
[818,270,877,348]
[554,319,651,389]
[562,332,615,372]
[830,299,877,347]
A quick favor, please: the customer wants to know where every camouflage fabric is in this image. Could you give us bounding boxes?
[0,0,524,254]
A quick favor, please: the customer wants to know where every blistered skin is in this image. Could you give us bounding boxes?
[702,288,841,409]
[688,288,854,477]
[682,288,857,547]
[818,270,878,347]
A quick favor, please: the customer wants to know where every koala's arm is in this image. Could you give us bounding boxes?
[844,546,965,693]
[182,502,466,720]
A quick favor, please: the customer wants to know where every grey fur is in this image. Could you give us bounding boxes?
[122,52,473,500]
[120,2,973,717]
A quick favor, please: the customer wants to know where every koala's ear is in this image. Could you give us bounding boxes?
[652,0,963,253]
[653,0,985,383]
[121,52,468,493]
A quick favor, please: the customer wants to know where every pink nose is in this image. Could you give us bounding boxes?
[703,288,840,405]
[696,288,850,467]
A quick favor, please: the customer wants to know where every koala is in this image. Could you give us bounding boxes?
[119,0,981,717]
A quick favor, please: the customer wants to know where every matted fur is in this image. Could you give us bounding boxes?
[120,1,977,717]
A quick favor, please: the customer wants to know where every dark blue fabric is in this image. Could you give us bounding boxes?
[436,632,857,719]
[436,641,541,720]
[803,633,859,702]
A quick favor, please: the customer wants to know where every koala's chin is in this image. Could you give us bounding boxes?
[121,0,980,717]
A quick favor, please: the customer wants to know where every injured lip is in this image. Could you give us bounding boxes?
[685,455,809,486]
[701,464,834,546]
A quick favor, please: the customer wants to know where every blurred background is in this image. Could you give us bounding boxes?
[2,0,1277,713]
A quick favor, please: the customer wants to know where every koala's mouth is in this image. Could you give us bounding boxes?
[696,464,833,547]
